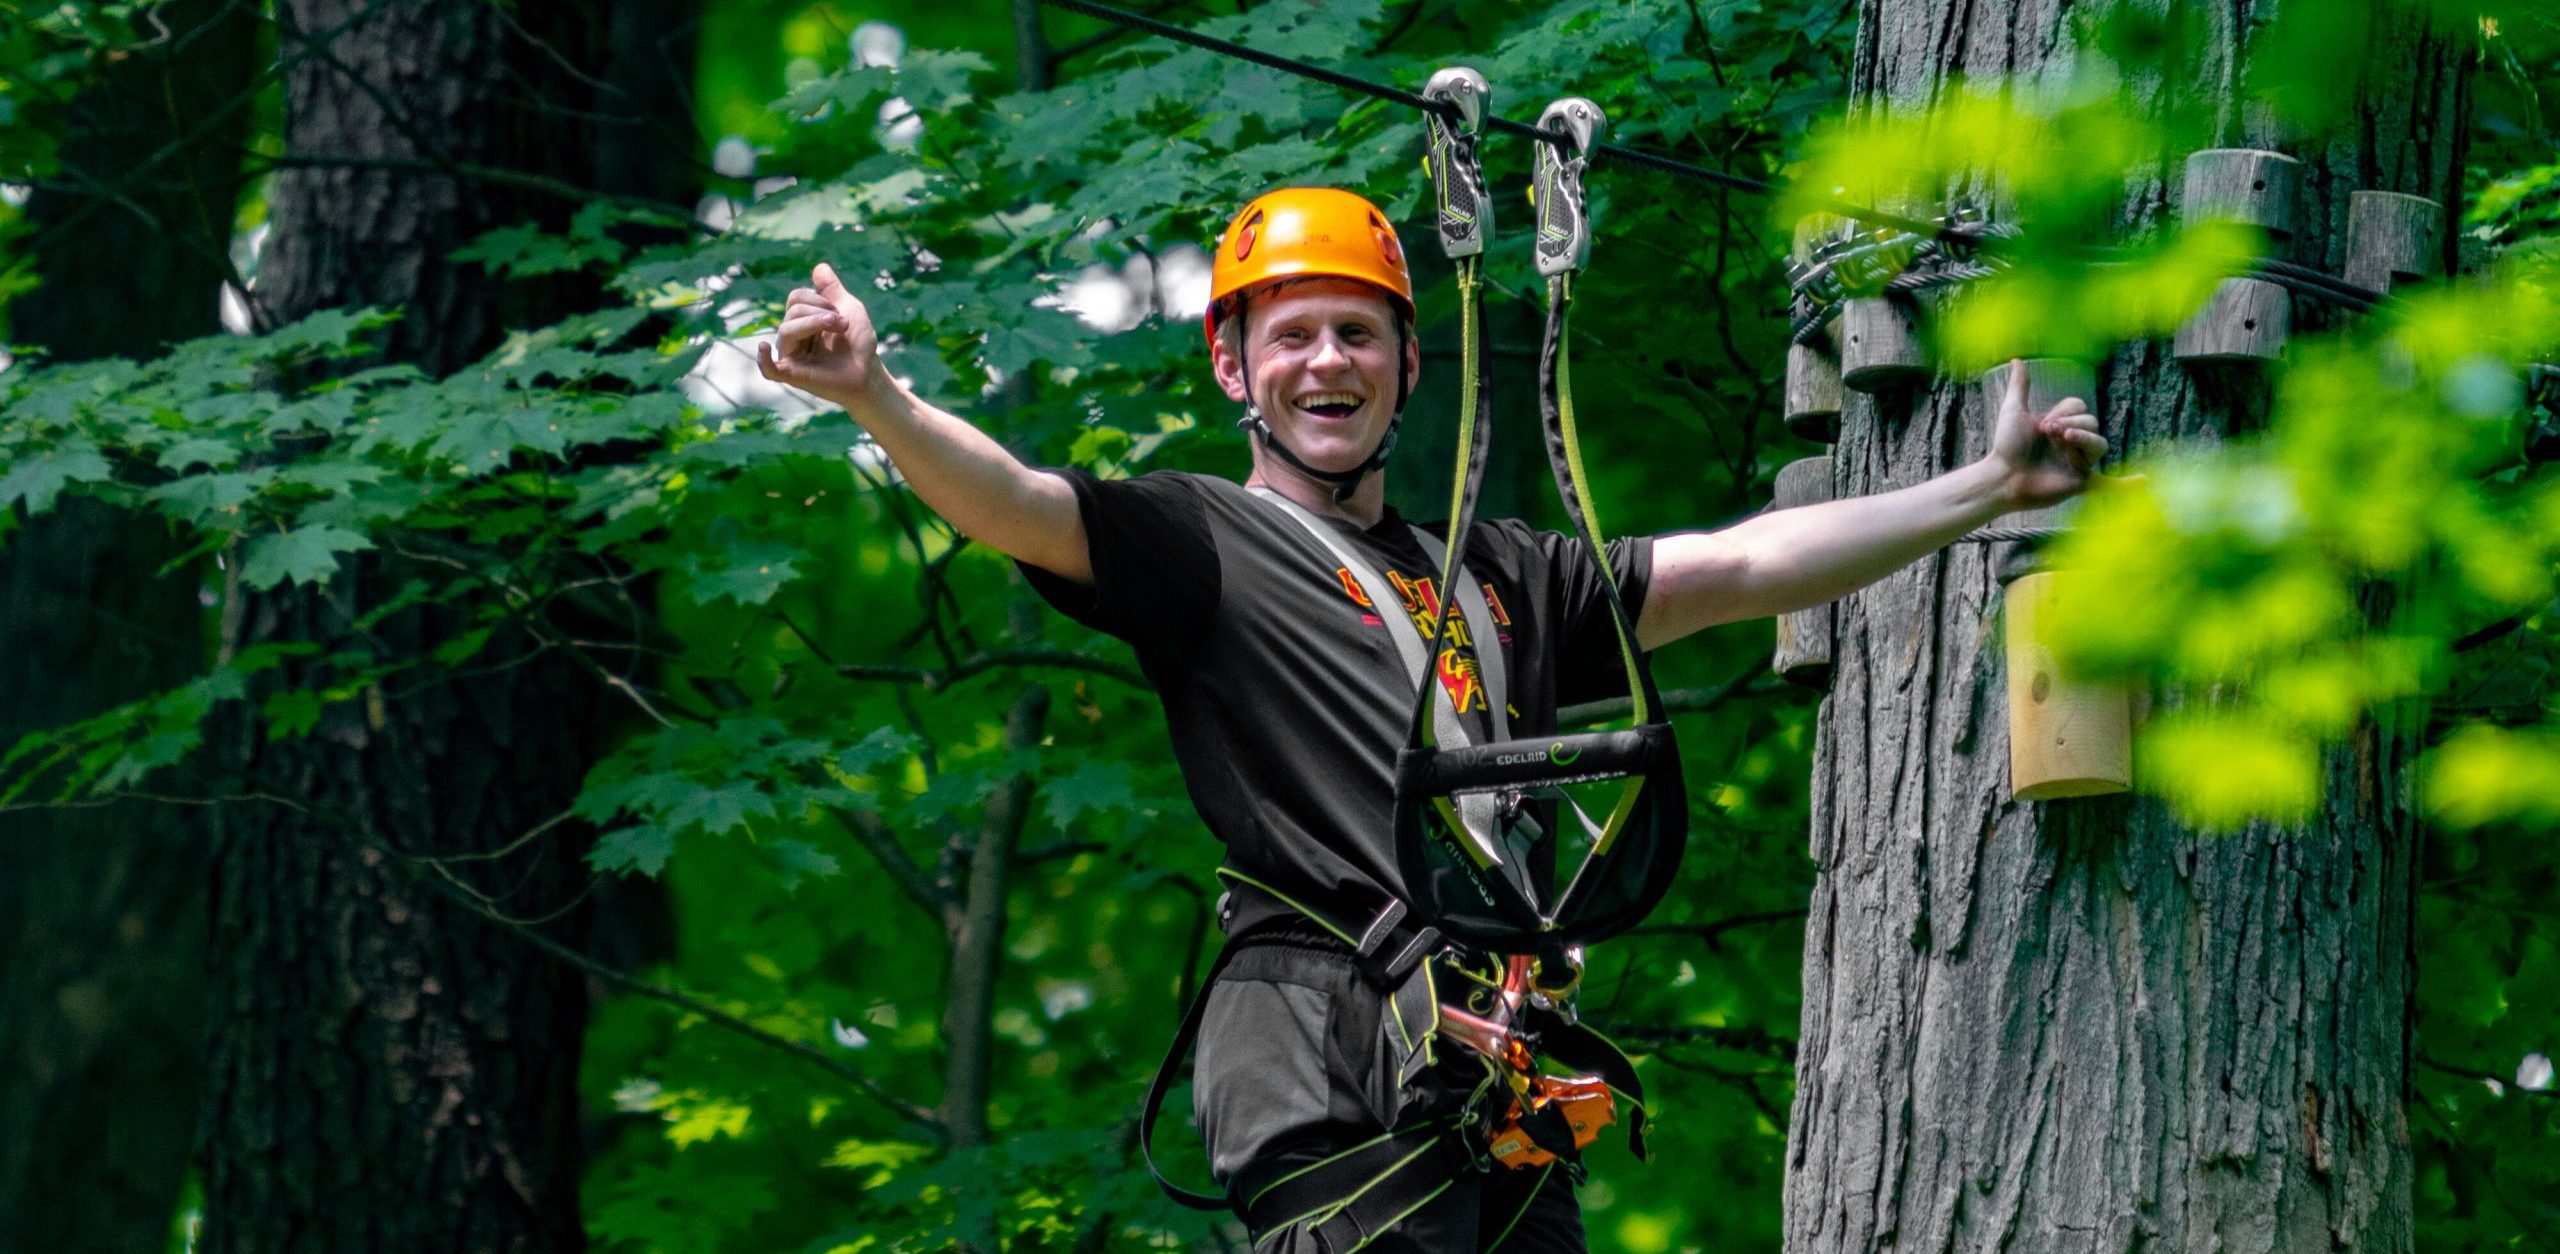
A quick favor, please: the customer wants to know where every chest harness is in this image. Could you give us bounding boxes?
[1144,75,1691,1251]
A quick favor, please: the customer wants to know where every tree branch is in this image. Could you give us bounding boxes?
[844,805,952,921]
[1621,906,1808,949]
[1587,1019,1798,1061]
[1558,659,1788,727]
[80,787,949,1137]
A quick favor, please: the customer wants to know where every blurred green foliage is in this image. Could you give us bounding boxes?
[3,1,2556,1250]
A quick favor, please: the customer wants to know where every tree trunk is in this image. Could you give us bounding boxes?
[0,2,255,1248]
[1786,4,2464,1251]
[196,3,614,1250]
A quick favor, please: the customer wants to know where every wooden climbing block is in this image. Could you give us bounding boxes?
[2345,190,2443,297]
[2005,571,2131,801]
[1771,456,1834,689]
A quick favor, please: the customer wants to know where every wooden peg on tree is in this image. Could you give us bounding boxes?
[2344,190,2444,297]
[1771,456,1835,688]
[1785,216,1846,442]
[2174,148,2300,365]
[2001,570,2132,801]
[1839,180,1932,394]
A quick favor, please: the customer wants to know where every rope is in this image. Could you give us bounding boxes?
[1034,0,2394,314]
[1954,523,2070,544]
[1035,0,1955,243]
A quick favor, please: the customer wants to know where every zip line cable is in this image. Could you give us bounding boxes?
[1029,0,2392,312]
[1033,0,1948,238]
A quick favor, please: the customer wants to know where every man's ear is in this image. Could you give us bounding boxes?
[1404,326,1421,396]
[1210,334,1250,404]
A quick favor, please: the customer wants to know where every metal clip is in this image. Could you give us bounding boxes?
[1421,67,1492,260]
[1529,97,1605,278]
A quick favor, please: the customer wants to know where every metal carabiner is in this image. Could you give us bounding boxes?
[1421,67,1493,261]
[1529,97,1605,279]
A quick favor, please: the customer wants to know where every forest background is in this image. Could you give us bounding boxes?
[1,0,2556,1251]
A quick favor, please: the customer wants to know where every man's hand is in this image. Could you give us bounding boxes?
[1989,358,2109,510]
[757,263,889,412]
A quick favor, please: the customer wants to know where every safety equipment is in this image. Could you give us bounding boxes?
[1208,188,1418,504]
[1143,79,1690,1253]
[1206,187,1416,344]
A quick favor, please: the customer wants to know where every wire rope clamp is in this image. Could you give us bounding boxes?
[1771,456,1836,689]
[1785,215,1848,441]
[1421,67,1493,261]
[1529,97,1605,279]
[2344,190,2444,298]
[2174,149,2301,365]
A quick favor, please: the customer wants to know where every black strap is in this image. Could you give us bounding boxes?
[1533,1015,1651,1161]
[1240,1119,1470,1252]
[1140,939,1248,1211]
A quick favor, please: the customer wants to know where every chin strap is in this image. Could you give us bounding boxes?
[1239,409,1400,504]
[1233,289,1411,504]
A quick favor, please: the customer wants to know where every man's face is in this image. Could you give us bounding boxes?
[1213,277,1418,474]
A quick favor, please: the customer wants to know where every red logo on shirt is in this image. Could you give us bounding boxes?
[1331,564,1496,715]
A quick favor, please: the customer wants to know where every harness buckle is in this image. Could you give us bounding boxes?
[1529,96,1605,278]
[1353,898,1443,988]
[1421,67,1492,260]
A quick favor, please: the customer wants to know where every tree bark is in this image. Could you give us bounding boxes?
[0,2,255,1248]
[1786,4,2464,1251]
[196,3,616,1250]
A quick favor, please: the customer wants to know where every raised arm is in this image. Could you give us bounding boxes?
[1636,359,2107,650]
[757,263,1092,584]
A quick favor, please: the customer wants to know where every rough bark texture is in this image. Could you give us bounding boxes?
[196,3,613,1250]
[1786,4,2465,1251]
[0,3,255,1248]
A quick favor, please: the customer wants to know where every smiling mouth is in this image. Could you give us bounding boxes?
[1295,391,1365,419]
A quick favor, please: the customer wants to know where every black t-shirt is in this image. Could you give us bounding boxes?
[1020,469,1653,938]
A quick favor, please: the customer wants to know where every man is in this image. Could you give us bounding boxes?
[759,187,2105,1251]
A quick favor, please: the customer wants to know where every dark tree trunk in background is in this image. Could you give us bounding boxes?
[0,1,255,1249]
[1786,4,2464,1251]
[196,3,621,1250]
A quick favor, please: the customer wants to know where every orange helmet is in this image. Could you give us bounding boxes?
[1205,188,1415,348]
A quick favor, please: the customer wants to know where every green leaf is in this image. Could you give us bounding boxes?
[239,525,373,590]
[591,824,676,877]
[147,469,275,525]
[835,727,921,776]
[663,781,775,836]
[1042,760,1135,829]
[157,436,242,472]
[262,690,324,741]
[0,441,111,513]
[683,538,805,606]
[769,839,842,891]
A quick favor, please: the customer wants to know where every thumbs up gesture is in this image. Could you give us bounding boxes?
[758,263,891,411]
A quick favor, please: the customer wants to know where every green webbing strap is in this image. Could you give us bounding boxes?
[1537,276,1653,858]
[1538,273,1650,726]
[1406,254,1501,754]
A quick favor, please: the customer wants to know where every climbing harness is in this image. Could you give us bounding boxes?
[1142,72,1688,1250]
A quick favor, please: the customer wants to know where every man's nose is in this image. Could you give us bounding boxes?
[1308,333,1352,371]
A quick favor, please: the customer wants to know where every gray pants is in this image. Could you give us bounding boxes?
[1193,942,1587,1253]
